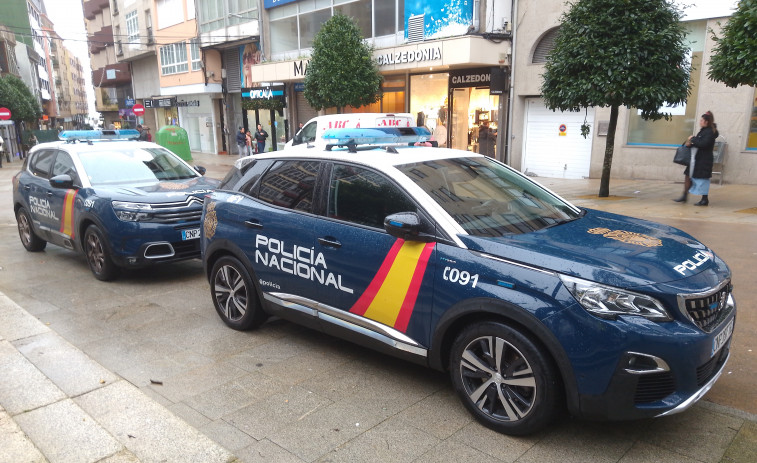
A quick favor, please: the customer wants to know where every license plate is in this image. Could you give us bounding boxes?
[181,228,201,240]
[712,318,734,357]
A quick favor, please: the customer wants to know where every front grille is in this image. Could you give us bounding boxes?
[696,344,729,387]
[679,282,732,332]
[152,210,202,223]
[634,372,676,404]
[148,196,204,224]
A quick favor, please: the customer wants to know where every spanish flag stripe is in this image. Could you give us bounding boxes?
[361,241,428,327]
[59,190,78,238]
[349,239,405,316]
[393,242,435,333]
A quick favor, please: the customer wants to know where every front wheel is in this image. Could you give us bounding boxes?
[449,322,560,436]
[210,256,268,330]
[84,225,119,281]
[16,207,46,252]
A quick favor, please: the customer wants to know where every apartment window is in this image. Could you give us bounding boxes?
[126,10,140,48]
[190,39,202,71]
[228,0,258,26]
[160,42,188,75]
[199,0,224,33]
[157,0,183,29]
[187,0,195,19]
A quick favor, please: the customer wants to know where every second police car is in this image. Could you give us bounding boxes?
[201,127,735,435]
[12,130,219,280]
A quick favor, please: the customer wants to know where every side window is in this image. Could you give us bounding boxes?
[300,122,317,143]
[328,163,417,229]
[51,151,81,185]
[30,150,56,178]
[256,160,319,213]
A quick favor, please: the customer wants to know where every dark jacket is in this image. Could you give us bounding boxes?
[254,129,268,142]
[236,131,247,146]
[685,126,718,179]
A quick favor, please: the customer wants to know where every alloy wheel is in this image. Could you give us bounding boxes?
[214,264,248,321]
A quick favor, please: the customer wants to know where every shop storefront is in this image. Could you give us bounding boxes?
[176,95,218,154]
[242,85,287,152]
[145,97,179,128]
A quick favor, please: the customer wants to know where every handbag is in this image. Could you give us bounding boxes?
[673,144,691,166]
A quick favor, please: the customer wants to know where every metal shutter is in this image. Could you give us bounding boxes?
[295,92,317,127]
[532,28,559,64]
[407,14,424,42]
[225,48,241,92]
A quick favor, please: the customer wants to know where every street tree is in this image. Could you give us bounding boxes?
[707,0,757,88]
[0,75,41,122]
[304,13,382,113]
[541,0,690,197]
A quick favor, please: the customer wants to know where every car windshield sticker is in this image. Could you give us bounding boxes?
[255,234,354,294]
[588,227,662,247]
[203,201,217,239]
[349,239,435,333]
[60,190,78,238]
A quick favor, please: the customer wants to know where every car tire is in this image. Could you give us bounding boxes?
[449,321,560,436]
[84,225,119,281]
[16,207,47,252]
[210,256,268,330]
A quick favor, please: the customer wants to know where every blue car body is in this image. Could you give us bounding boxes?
[202,145,734,432]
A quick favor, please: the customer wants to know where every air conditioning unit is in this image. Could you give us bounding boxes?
[407,14,424,43]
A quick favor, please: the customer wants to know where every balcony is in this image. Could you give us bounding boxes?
[83,0,110,21]
[88,25,113,55]
[92,62,131,88]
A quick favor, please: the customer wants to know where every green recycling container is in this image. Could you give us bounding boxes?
[155,125,192,161]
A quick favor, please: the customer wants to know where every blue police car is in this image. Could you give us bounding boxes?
[12,130,219,280]
[201,127,735,435]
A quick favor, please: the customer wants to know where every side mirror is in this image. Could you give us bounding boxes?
[194,165,207,175]
[384,212,433,242]
[49,174,74,189]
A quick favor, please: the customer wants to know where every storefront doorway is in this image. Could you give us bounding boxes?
[449,68,500,157]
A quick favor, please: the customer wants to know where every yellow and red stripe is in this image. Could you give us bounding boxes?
[350,239,435,333]
[59,189,78,238]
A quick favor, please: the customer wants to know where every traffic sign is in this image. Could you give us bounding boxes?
[0,107,11,120]
[132,104,145,116]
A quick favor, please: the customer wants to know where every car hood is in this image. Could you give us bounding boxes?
[94,177,220,202]
[457,209,726,288]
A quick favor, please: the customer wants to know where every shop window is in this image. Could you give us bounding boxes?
[344,77,405,113]
[299,8,332,49]
[627,21,705,147]
[269,6,298,54]
[749,89,757,150]
[410,72,449,134]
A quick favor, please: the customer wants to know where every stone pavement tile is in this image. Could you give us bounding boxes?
[226,336,312,373]
[0,406,47,463]
[14,331,119,397]
[167,402,212,429]
[449,421,538,462]
[639,406,742,463]
[137,385,174,407]
[397,389,472,440]
[515,419,640,463]
[183,371,283,421]
[267,399,387,462]
[257,348,352,387]
[412,438,502,463]
[618,442,704,463]
[721,420,757,463]
[74,380,234,463]
[14,399,122,463]
[0,293,51,342]
[200,419,256,452]
[36,310,114,346]
[118,348,215,388]
[0,289,60,316]
[235,439,305,463]
[98,449,142,463]
[0,341,66,415]
[190,328,279,362]
[87,301,182,332]
[304,360,383,402]
[224,386,333,440]
[145,360,248,403]
[79,333,185,376]
[317,416,440,463]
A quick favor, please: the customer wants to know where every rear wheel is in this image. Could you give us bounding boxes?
[449,321,560,436]
[84,225,119,281]
[210,256,268,330]
[16,207,46,252]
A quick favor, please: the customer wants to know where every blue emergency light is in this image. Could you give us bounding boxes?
[58,129,141,141]
[322,127,431,151]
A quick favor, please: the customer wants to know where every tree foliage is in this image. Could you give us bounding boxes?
[708,0,757,88]
[540,0,691,196]
[0,75,41,121]
[304,14,382,112]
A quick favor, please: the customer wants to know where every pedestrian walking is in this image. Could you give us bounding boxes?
[236,126,247,156]
[145,127,152,142]
[674,111,718,206]
[246,130,254,156]
[137,124,149,141]
[0,134,4,168]
[254,124,269,154]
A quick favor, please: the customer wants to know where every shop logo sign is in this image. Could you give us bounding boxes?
[294,60,309,77]
[376,47,441,66]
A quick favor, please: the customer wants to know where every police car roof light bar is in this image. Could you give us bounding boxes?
[58,129,141,142]
[322,127,431,151]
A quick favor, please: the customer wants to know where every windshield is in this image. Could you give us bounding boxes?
[78,147,198,185]
[398,157,580,237]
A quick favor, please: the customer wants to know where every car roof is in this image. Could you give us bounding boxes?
[32,140,164,154]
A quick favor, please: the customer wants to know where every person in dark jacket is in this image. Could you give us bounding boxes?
[254,124,269,154]
[235,126,247,156]
[674,111,718,206]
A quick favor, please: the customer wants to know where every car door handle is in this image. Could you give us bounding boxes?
[47,192,53,197]
[317,237,342,248]
[24,185,30,191]
[244,220,263,229]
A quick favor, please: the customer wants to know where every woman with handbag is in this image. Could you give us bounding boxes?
[674,111,718,205]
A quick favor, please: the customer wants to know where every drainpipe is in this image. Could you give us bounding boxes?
[505,0,517,166]
[471,0,481,33]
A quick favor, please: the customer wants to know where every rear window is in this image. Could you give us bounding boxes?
[398,157,579,237]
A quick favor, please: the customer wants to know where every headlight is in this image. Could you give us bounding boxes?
[112,201,153,222]
[559,274,671,321]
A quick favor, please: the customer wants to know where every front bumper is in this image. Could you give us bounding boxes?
[106,221,202,267]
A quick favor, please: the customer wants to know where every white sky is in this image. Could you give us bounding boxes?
[41,0,740,120]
